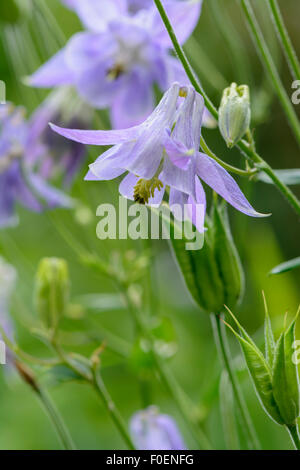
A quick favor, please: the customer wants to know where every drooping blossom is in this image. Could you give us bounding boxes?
[130,406,186,450]
[30,0,203,128]
[0,103,72,228]
[51,83,266,233]
[27,88,89,187]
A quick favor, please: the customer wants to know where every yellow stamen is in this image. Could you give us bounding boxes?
[133,177,164,204]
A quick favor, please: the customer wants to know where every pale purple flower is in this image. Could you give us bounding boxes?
[27,89,88,187]
[0,103,72,228]
[30,0,202,128]
[130,406,186,450]
[50,83,266,233]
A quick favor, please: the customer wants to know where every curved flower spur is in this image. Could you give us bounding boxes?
[50,83,267,233]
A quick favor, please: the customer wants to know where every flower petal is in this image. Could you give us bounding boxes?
[64,0,128,32]
[163,131,192,169]
[151,0,203,47]
[196,152,268,217]
[110,69,155,129]
[87,144,131,180]
[49,123,142,146]
[29,49,72,87]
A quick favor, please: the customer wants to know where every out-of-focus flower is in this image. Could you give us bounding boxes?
[51,83,266,233]
[30,0,202,128]
[130,406,186,450]
[0,103,72,228]
[27,88,89,187]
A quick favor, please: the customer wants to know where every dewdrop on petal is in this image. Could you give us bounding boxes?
[218,83,251,148]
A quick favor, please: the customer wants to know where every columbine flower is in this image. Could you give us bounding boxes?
[130,406,186,450]
[0,103,72,228]
[27,88,88,187]
[51,83,266,233]
[29,0,202,128]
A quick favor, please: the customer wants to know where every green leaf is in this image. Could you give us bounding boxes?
[270,257,300,275]
[0,0,20,24]
[236,333,284,425]
[47,364,84,386]
[225,317,284,424]
[272,316,300,425]
[258,169,300,186]
[213,204,244,309]
[263,294,275,367]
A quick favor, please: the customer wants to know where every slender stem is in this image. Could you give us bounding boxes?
[37,388,76,450]
[200,137,257,177]
[286,423,300,450]
[123,287,212,450]
[92,367,135,450]
[211,314,260,450]
[153,0,300,218]
[241,0,300,148]
[267,0,300,80]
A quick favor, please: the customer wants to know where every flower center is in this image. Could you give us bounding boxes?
[106,63,126,81]
[133,177,163,204]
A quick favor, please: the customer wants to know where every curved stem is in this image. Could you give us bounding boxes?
[38,388,76,450]
[267,0,300,80]
[286,423,300,450]
[211,314,260,450]
[200,137,257,177]
[241,0,300,148]
[92,367,135,450]
[153,0,300,218]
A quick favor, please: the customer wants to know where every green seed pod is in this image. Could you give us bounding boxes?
[35,258,70,332]
[218,83,251,148]
[169,202,244,313]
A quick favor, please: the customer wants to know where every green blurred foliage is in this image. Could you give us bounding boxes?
[0,0,299,450]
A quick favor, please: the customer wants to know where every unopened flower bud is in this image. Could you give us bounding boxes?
[218,83,251,148]
[35,258,69,332]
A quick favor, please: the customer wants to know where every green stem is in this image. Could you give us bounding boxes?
[153,0,300,218]
[211,314,260,450]
[241,0,300,148]
[286,423,300,450]
[92,367,135,450]
[267,0,300,80]
[123,288,212,450]
[37,388,76,450]
[200,137,257,177]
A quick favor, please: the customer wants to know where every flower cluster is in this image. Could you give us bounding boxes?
[0,103,72,228]
[30,0,202,128]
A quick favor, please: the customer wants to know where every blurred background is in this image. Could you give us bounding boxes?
[0,0,299,450]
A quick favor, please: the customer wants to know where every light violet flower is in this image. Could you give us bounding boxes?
[0,103,72,228]
[50,83,266,233]
[130,406,186,450]
[30,0,202,128]
[27,89,88,187]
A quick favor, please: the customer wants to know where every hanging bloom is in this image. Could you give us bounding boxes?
[27,88,89,187]
[130,406,186,450]
[51,83,266,233]
[0,103,72,228]
[29,0,202,128]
